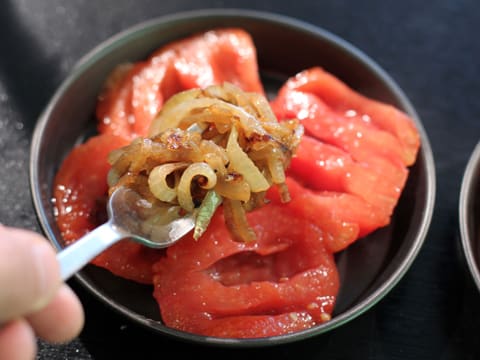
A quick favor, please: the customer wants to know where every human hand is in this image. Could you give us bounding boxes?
[0,225,84,360]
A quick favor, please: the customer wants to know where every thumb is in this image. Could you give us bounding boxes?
[0,225,61,323]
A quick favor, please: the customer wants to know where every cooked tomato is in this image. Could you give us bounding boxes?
[272,67,420,166]
[96,63,139,139]
[96,28,265,140]
[153,205,339,338]
[271,88,407,167]
[53,133,128,242]
[53,133,162,284]
[131,60,182,137]
[268,177,390,251]
[288,135,408,218]
[153,27,265,94]
[269,68,418,245]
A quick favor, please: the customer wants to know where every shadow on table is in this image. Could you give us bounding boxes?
[445,230,480,359]
[0,0,62,134]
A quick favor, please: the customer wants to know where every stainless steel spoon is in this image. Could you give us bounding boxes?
[57,186,195,280]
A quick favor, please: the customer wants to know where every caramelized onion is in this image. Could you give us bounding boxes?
[108,82,303,242]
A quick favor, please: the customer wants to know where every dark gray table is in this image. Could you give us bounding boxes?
[1,0,479,359]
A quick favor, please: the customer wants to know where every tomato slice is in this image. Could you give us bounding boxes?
[96,28,265,140]
[131,59,182,138]
[268,177,388,251]
[188,312,317,338]
[288,135,408,217]
[53,133,128,242]
[161,28,265,94]
[53,133,162,284]
[91,240,164,284]
[273,67,420,166]
[96,63,141,139]
[271,88,407,167]
[268,67,420,248]
[153,205,339,338]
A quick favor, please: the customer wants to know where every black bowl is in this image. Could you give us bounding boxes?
[459,141,480,291]
[30,9,436,347]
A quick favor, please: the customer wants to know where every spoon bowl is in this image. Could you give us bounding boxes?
[57,186,195,280]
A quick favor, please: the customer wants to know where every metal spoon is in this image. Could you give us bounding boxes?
[57,186,195,280]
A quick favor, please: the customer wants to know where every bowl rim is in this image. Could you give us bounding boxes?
[30,8,436,347]
[459,141,480,290]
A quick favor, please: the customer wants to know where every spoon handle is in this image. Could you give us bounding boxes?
[57,222,123,281]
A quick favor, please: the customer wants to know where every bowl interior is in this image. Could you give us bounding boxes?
[30,10,435,346]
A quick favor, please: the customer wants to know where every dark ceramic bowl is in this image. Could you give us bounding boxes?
[459,142,480,291]
[30,9,436,347]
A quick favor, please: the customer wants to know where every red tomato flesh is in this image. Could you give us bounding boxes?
[271,88,407,167]
[53,133,162,284]
[96,28,265,140]
[288,135,408,221]
[272,67,420,166]
[153,205,339,338]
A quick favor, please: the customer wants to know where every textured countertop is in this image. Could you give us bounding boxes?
[1,0,480,359]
